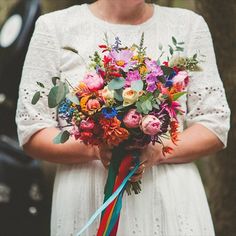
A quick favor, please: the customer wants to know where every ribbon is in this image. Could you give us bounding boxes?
[76,161,139,236]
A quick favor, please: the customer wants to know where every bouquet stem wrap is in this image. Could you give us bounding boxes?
[97,145,139,236]
[76,147,139,236]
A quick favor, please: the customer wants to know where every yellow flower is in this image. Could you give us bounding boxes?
[122,88,143,107]
[139,65,147,75]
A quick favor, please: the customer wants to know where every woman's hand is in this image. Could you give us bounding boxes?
[130,143,164,182]
[98,145,113,169]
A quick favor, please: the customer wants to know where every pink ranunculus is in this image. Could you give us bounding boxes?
[140,115,161,136]
[83,72,104,91]
[173,71,189,87]
[80,118,95,131]
[123,109,142,128]
[86,99,101,111]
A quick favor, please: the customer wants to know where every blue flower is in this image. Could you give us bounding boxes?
[102,107,118,119]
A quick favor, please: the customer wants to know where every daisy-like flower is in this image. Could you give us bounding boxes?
[110,49,135,71]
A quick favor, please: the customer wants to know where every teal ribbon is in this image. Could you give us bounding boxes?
[105,190,124,236]
[76,162,139,236]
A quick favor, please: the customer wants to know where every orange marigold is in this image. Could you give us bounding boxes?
[100,117,129,146]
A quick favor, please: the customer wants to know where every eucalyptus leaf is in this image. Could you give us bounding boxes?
[48,83,66,108]
[66,93,80,105]
[36,82,45,88]
[108,78,125,90]
[31,91,40,105]
[114,89,123,101]
[131,80,144,92]
[53,130,70,144]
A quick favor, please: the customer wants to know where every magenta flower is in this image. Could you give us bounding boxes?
[80,118,95,131]
[110,49,134,71]
[125,70,141,87]
[161,101,184,120]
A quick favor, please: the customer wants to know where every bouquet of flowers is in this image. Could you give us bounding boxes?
[32,33,201,236]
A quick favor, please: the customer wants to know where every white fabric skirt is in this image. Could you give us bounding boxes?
[51,161,215,236]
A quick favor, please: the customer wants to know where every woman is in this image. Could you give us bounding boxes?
[16,0,230,235]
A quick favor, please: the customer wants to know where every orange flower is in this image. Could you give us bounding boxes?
[170,120,179,145]
[162,146,173,156]
[100,117,129,146]
[80,95,102,115]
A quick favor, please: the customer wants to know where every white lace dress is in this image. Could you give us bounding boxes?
[16,4,230,236]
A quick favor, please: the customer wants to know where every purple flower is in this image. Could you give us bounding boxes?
[147,83,157,93]
[145,59,163,76]
[125,70,141,87]
[110,49,134,71]
[145,73,158,92]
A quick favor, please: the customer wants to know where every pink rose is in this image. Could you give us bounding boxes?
[173,71,189,87]
[140,115,161,136]
[83,72,104,91]
[123,109,142,128]
[86,99,101,112]
[80,118,95,131]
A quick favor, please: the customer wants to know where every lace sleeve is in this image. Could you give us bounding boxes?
[185,15,230,147]
[16,15,60,146]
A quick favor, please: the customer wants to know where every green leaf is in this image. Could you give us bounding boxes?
[108,78,125,90]
[172,36,177,45]
[135,102,142,113]
[193,53,198,60]
[53,130,70,144]
[131,80,144,91]
[145,100,153,111]
[173,92,187,101]
[66,93,80,105]
[36,82,45,88]
[64,82,70,95]
[169,45,174,55]
[177,42,185,45]
[31,91,41,105]
[52,77,60,86]
[176,46,184,52]
[114,89,123,102]
[48,83,66,108]
[152,103,160,109]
